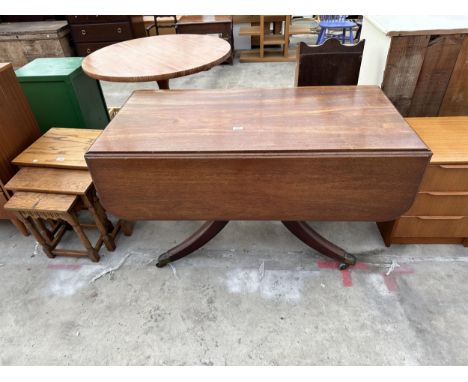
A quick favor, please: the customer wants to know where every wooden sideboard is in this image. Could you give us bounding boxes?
[358,16,468,117]
[66,16,136,56]
[0,62,41,234]
[378,117,468,247]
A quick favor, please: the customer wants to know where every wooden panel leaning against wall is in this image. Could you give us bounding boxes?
[0,62,41,235]
[382,34,468,116]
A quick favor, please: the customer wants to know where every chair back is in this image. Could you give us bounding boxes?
[320,15,348,23]
[295,38,365,87]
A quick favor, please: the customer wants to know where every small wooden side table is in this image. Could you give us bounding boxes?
[7,127,133,261]
[176,16,234,64]
[12,128,102,170]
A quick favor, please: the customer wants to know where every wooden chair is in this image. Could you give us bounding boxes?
[146,15,177,36]
[317,15,357,44]
[295,38,365,87]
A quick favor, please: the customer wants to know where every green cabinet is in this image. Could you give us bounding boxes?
[15,57,109,133]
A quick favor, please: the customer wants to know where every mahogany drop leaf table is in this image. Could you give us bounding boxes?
[85,86,431,269]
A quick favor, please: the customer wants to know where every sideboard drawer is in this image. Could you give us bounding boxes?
[419,164,468,192]
[70,22,133,43]
[67,16,130,24]
[404,192,468,216]
[394,216,468,237]
[75,42,113,56]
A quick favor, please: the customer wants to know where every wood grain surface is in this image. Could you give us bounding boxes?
[89,86,428,154]
[86,86,431,221]
[4,192,76,213]
[295,39,365,87]
[5,167,92,195]
[381,35,430,116]
[0,62,41,184]
[87,154,429,221]
[177,16,232,25]
[393,216,468,238]
[408,35,464,117]
[406,117,468,163]
[439,35,468,115]
[13,128,102,170]
[81,34,231,82]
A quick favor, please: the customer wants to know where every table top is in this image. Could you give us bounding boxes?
[177,15,233,25]
[13,128,102,170]
[89,86,429,155]
[406,117,468,164]
[365,16,468,37]
[5,167,92,196]
[81,34,231,83]
[0,20,69,37]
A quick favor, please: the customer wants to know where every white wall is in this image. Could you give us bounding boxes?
[233,23,251,50]
[358,17,392,86]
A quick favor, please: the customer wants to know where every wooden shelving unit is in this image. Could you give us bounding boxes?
[239,16,313,62]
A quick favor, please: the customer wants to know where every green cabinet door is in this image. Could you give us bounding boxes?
[15,57,109,133]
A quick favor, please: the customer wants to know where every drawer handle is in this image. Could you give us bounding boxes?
[117,27,122,33]
[86,48,91,54]
[416,216,464,220]
[81,29,87,35]
[439,165,468,169]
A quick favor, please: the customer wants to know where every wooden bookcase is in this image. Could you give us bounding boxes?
[239,16,312,62]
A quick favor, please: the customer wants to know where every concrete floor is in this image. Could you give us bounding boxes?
[1,56,468,365]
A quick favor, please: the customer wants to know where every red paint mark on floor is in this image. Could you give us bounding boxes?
[317,260,370,287]
[393,266,414,275]
[383,275,399,292]
[47,264,82,270]
[341,269,353,287]
[381,265,415,293]
[316,260,414,290]
[317,260,336,269]
[317,260,369,270]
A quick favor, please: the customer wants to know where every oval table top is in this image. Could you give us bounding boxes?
[81,34,231,83]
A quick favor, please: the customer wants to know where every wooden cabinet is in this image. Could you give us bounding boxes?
[0,21,73,68]
[378,117,468,247]
[358,16,468,116]
[0,62,41,234]
[66,16,135,56]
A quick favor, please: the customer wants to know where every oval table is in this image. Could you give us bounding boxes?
[81,34,232,89]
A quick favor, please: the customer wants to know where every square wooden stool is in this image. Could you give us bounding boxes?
[4,191,125,262]
[5,167,133,261]
[12,127,102,170]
